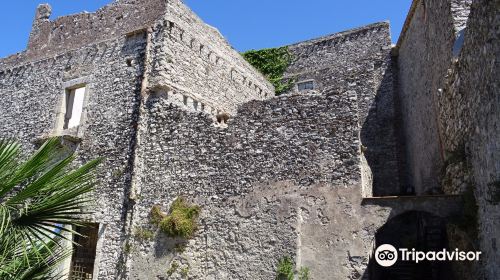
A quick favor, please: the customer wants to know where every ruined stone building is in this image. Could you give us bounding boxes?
[0,0,498,279]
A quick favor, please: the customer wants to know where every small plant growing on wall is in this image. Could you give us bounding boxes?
[276,257,294,280]
[151,197,201,238]
[166,261,179,276]
[134,227,155,241]
[298,267,310,280]
[180,265,189,278]
[275,256,311,280]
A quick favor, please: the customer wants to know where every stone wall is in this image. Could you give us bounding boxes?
[397,0,498,278]
[129,88,443,280]
[0,33,147,279]
[450,0,472,33]
[396,0,471,194]
[128,91,364,279]
[283,23,401,196]
[0,0,278,278]
[1,0,497,278]
[437,0,500,278]
[126,22,410,280]
[0,0,165,69]
[146,0,274,115]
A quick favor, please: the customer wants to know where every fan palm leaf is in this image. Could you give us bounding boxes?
[0,138,102,279]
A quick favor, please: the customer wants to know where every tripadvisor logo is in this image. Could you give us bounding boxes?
[375,244,398,267]
[374,244,482,267]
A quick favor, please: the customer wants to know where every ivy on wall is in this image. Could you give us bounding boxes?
[242,47,294,95]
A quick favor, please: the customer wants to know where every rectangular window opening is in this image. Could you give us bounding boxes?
[64,86,86,130]
[298,81,314,91]
[69,223,99,280]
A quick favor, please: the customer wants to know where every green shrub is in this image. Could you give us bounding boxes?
[242,47,294,95]
[276,256,294,280]
[275,256,311,280]
[151,197,201,238]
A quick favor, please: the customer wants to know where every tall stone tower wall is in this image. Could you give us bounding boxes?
[1,0,166,69]
[282,22,401,196]
[0,32,148,279]
[0,0,497,279]
[146,0,274,115]
[396,0,499,278]
[127,22,406,280]
[396,0,472,195]
[0,0,274,278]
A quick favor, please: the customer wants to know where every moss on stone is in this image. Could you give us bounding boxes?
[166,261,179,276]
[180,266,189,278]
[134,227,155,241]
[150,205,164,225]
[151,197,201,239]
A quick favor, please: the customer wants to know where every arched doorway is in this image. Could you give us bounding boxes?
[370,211,455,280]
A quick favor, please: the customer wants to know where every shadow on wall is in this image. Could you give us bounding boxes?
[362,209,478,280]
[369,211,454,280]
[114,31,148,280]
[359,59,405,197]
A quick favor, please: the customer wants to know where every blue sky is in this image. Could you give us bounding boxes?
[0,0,412,58]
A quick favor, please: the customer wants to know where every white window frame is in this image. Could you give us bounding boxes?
[64,86,86,130]
[54,77,92,138]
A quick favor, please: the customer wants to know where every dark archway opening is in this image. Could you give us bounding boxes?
[370,211,456,280]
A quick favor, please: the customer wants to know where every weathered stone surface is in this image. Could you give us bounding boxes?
[396,0,499,278]
[0,0,497,279]
[282,22,401,197]
[438,0,500,278]
[396,0,462,195]
[149,0,274,114]
[0,34,147,279]
[129,92,365,279]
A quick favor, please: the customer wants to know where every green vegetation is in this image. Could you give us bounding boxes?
[151,197,201,238]
[174,242,187,253]
[0,138,101,279]
[298,267,310,280]
[124,241,134,254]
[180,266,189,278]
[276,257,294,280]
[134,227,155,241]
[151,204,165,225]
[242,47,295,95]
[167,261,179,276]
[275,256,311,280]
